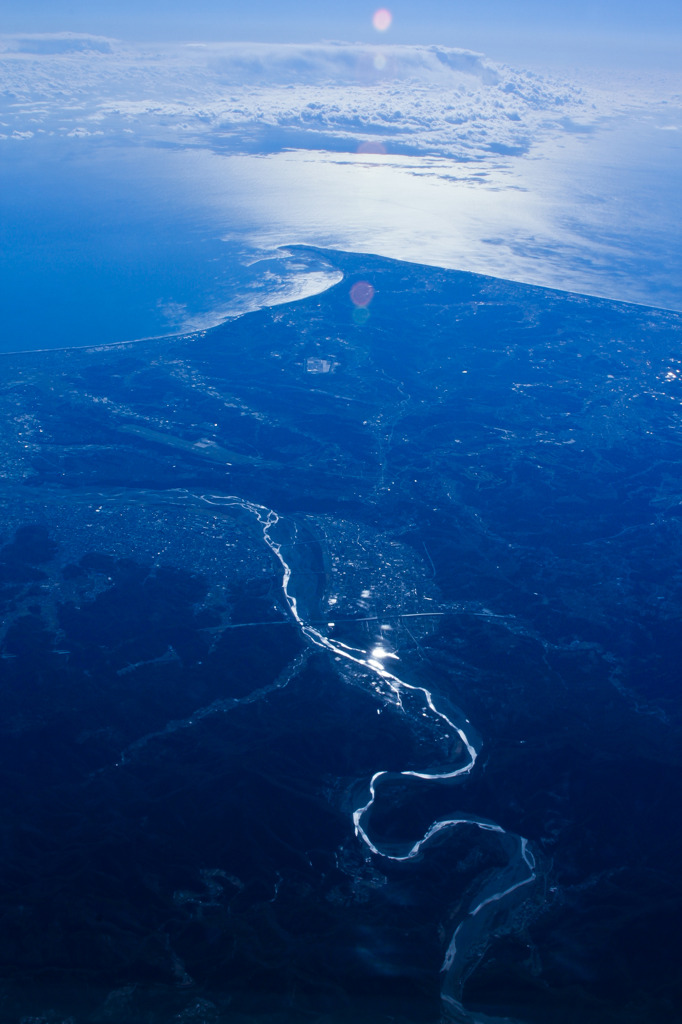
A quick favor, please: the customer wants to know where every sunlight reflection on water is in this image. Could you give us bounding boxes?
[1,114,680,353]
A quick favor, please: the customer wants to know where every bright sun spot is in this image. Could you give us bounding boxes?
[371,645,399,661]
[372,8,392,32]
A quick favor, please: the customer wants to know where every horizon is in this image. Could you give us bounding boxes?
[3,0,682,70]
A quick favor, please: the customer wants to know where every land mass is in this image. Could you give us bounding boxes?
[1,249,681,1024]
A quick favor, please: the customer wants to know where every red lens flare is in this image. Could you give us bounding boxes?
[350,281,375,307]
[372,8,392,31]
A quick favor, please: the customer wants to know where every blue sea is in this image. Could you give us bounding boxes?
[1,116,681,355]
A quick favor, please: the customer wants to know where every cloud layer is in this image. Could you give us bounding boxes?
[0,36,598,159]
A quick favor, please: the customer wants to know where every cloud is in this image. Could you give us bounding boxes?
[0,37,600,161]
[0,32,113,55]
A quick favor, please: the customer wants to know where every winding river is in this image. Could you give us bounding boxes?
[199,492,540,1023]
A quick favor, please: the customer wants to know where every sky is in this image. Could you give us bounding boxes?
[3,0,682,66]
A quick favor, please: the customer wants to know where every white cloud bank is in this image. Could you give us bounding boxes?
[0,35,608,159]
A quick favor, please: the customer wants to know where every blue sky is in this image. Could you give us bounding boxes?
[4,0,682,65]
